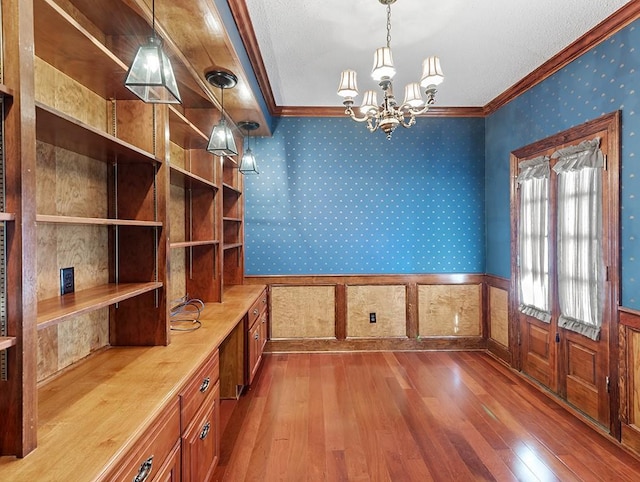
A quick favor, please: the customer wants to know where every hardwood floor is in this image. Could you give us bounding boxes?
[214,352,640,481]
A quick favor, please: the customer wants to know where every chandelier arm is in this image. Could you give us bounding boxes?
[345,105,373,123]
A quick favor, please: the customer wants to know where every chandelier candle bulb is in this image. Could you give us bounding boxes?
[336,0,444,140]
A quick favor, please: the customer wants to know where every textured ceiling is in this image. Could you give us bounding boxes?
[244,0,633,108]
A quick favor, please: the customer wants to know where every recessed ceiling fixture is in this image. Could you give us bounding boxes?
[205,69,239,157]
[337,0,444,140]
[238,121,260,175]
[124,0,181,104]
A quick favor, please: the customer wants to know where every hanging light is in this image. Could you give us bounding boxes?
[124,0,181,104]
[238,121,260,175]
[337,0,443,140]
[205,70,238,157]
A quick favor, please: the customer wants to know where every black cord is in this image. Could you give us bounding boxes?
[170,295,204,332]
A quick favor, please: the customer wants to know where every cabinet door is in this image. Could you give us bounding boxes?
[248,319,261,384]
[182,381,220,482]
[153,441,181,482]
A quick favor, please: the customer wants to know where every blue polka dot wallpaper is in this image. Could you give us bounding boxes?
[244,117,485,275]
[485,20,640,308]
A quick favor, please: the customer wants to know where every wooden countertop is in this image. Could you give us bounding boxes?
[0,284,265,481]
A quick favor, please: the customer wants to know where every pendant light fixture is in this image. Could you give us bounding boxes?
[205,70,238,157]
[238,121,260,175]
[337,0,443,139]
[124,0,181,104]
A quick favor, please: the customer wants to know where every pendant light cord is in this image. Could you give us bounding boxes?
[386,4,392,48]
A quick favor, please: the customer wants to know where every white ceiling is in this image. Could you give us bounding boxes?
[244,0,633,108]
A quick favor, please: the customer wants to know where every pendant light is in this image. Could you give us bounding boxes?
[205,70,238,157]
[124,0,181,104]
[238,121,260,175]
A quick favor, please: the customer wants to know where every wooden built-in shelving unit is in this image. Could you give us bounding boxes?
[1,0,247,458]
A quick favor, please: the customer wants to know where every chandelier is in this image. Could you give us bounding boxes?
[337,0,444,140]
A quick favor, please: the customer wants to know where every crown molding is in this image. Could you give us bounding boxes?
[273,105,485,118]
[227,0,278,117]
[484,1,640,115]
[229,0,640,120]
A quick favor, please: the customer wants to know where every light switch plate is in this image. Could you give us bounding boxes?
[60,267,75,295]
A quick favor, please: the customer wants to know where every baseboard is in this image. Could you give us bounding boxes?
[265,336,487,353]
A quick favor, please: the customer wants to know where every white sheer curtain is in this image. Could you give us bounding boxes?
[552,138,604,341]
[517,156,551,323]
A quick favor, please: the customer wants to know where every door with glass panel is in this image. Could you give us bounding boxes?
[511,113,620,431]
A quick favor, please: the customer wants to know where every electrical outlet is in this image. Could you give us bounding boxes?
[369,312,377,323]
[60,267,75,295]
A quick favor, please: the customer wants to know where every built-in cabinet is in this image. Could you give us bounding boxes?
[0,0,253,461]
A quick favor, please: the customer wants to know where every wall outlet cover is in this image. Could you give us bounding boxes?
[60,267,75,295]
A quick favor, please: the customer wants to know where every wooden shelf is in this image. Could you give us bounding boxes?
[36,102,159,164]
[0,212,16,222]
[37,282,163,330]
[223,243,243,251]
[0,336,17,350]
[170,165,218,190]
[223,217,242,222]
[0,83,14,98]
[33,0,134,100]
[168,106,209,150]
[170,240,219,249]
[222,183,242,195]
[36,214,162,227]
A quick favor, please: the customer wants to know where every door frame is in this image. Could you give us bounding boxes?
[509,111,621,438]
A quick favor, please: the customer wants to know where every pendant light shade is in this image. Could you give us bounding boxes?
[205,70,239,157]
[124,0,181,104]
[238,121,260,175]
[207,118,238,156]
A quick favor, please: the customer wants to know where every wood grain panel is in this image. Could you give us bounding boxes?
[170,183,186,243]
[418,284,481,337]
[37,309,108,383]
[346,285,406,338]
[170,141,186,170]
[169,247,187,304]
[271,286,335,339]
[34,57,107,131]
[36,224,109,300]
[36,141,108,218]
[632,330,640,427]
[489,286,509,347]
[36,325,59,381]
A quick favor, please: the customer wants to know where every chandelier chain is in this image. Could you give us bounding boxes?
[386,4,392,48]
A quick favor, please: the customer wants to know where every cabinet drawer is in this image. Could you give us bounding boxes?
[182,381,220,482]
[247,289,268,327]
[180,350,219,431]
[106,397,180,482]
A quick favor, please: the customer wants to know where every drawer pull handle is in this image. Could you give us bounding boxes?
[200,422,211,440]
[199,377,210,393]
[253,308,259,316]
[133,455,153,482]
[254,332,259,340]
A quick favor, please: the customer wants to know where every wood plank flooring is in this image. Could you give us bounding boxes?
[214,352,640,481]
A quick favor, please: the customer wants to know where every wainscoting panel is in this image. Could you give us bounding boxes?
[489,286,509,347]
[620,307,640,456]
[271,285,336,339]
[346,285,406,338]
[418,284,481,336]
